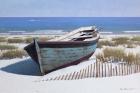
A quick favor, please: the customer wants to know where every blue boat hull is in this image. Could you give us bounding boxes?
[24,39,98,74]
[40,44,97,73]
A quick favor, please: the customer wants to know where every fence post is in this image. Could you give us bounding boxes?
[130,64,133,74]
[118,64,121,76]
[64,74,68,80]
[126,64,128,75]
[68,73,72,80]
[115,66,118,76]
[122,64,124,75]
[54,76,58,81]
[58,75,61,80]
[82,69,85,79]
[90,64,92,77]
[110,63,112,77]
[87,65,90,78]
[129,64,131,74]
[78,69,82,79]
[101,62,104,77]
[96,62,98,77]
[61,75,65,80]
[139,64,140,72]
[136,64,138,73]
[75,72,79,80]
[104,63,106,77]
[123,64,126,75]
[94,63,96,77]
[71,72,75,80]
[124,63,126,75]
[99,62,101,77]
[134,64,136,73]
[121,64,123,76]
[136,65,138,73]
[107,63,110,77]
[84,68,87,78]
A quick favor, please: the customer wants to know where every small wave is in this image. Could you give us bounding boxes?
[28,19,40,22]
[0,33,10,35]
[123,31,140,33]
[33,30,66,34]
[8,31,26,33]
[99,31,113,34]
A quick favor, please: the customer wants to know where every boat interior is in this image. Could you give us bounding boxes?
[50,26,99,42]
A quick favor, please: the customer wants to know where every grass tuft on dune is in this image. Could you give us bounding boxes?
[1,49,28,59]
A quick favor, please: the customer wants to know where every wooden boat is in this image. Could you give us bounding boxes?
[24,26,100,75]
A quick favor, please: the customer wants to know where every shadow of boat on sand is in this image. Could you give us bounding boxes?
[1,58,41,76]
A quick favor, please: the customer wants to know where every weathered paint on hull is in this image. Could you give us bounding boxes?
[24,34,99,74]
[24,40,98,74]
[39,44,97,74]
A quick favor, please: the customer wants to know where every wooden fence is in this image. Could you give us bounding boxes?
[42,61,140,81]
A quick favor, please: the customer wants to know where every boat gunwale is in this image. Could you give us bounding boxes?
[38,38,98,44]
[24,36,99,50]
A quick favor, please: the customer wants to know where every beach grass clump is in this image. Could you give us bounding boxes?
[97,40,115,48]
[99,47,126,62]
[97,46,140,64]
[123,52,140,64]
[38,37,49,41]
[112,37,129,45]
[13,37,21,38]
[8,38,24,43]
[102,47,114,61]
[96,53,105,62]
[1,50,28,59]
[126,44,136,48]
[0,37,7,42]
[0,44,17,50]
[123,52,136,64]
[24,37,33,43]
[112,48,125,62]
[135,53,140,64]
[131,36,140,42]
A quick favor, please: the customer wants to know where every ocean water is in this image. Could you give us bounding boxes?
[0,17,140,34]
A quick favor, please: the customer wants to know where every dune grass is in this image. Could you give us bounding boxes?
[96,47,140,64]
[38,37,50,41]
[135,53,140,64]
[126,44,136,48]
[95,53,105,62]
[1,49,28,59]
[131,36,140,42]
[97,36,139,48]
[0,36,53,44]
[112,37,130,45]
[103,47,125,62]
[8,38,24,43]
[24,37,50,43]
[97,37,135,48]
[0,44,17,50]
[97,40,115,48]
[24,37,33,43]
[0,37,7,42]
[123,52,135,64]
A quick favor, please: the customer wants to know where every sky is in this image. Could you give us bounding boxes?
[0,0,140,17]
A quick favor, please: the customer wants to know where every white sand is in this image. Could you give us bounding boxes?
[0,34,140,93]
[0,57,140,93]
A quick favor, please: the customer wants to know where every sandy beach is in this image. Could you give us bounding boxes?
[0,0,140,91]
[0,33,140,93]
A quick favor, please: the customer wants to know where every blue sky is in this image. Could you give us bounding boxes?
[0,0,140,17]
